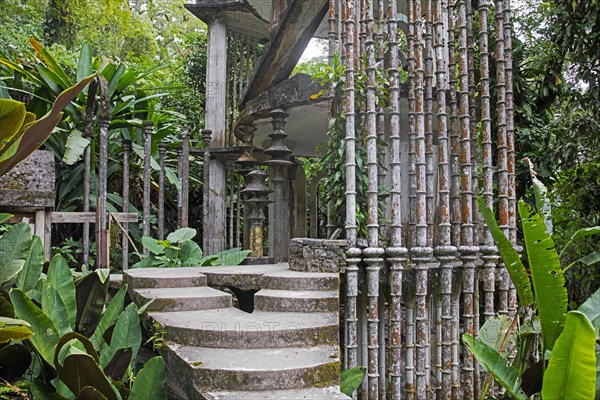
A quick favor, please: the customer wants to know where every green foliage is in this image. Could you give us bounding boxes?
[0,74,95,177]
[134,228,250,268]
[542,311,597,400]
[340,366,367,397]
[470,200,598,398]
[0,222,166,398]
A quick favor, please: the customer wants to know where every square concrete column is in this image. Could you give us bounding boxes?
[204,18,227,254]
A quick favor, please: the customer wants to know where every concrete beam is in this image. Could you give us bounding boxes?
[240,0,329,106]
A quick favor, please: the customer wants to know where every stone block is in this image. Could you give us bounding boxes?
[288,238,347,273]
[0,150,55,208]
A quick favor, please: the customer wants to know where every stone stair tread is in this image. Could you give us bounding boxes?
[134,286,232,312]
[201,263,289,290]
[261,270,339,291]
[256,289,337,298]
[151,307,337,329]
[202,387,351,399]
[168,344,339,371]
[124,267,207,288]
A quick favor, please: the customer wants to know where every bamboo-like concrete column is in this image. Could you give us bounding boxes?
[157,142,166,240]
[122,139,131,270]
[495,0,510,315]
[457,0,478,397]
[82,81,97,267]
[228,169,235,249]
[447,3,461,250]
[465,1,481,395]
[97,77,109,269]
[386,0,408,397]
[433,0,456,397]
[327,0,337,239]
[230,36,239,146]
[408,0,417,248]
[142,120,152,249]
[364,1,384,397]
[425,0,435,248]
[504,0,519,314]
[342,0,361,375]
[180,128,190,228]
[264,109,292,263]
[177,147,183,227]
[411,0,434,397]
[478,0,499,336]
[376,0,387,229]
[404,279,416,400]
[202,129,212,242]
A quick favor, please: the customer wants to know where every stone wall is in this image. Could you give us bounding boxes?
[0,150,55,208]
[288,238,347,273]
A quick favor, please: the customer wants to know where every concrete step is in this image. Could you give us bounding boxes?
[201,387,351,399]
[133,287,232,312]
[161,344,340,395]
[261,270,339,291]
[201,263,288,291]
[150,308,339,348]
[254,289,339,313]
[124,267,207,289]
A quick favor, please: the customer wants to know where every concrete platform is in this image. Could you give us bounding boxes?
[133,287,232,312]
[202,387,351,399]
[254,289,339,313]
[124,267,208,289]
[161,344,340,393]
[261,270,339,291]
[150,308,338,348]
[202,263,288,290]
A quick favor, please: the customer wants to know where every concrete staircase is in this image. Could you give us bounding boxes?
[123,264,350,399]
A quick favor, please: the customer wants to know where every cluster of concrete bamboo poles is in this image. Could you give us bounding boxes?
[336,0,518,398]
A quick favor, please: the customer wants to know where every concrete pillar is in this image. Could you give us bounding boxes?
[289,163,307,238]
[204,18,228,254]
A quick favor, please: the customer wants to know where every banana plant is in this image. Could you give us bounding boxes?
[0,74,95,177]
[465,199,597,399]
[0,222,166,398]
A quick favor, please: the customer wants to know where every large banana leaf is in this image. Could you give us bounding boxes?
[525,158,553,234]
[90,285,127,350]
[0,316,32,343]
[41,282,71,336]
[29,37,72,88]
[477,198,534,305]
[77,45,93,84]
[62,129,90,165]
[579,287,600,333]
[76,270,109,336]
[0,99,26,148]
[128,356,167,400]
[0,223,32,287]
[0,343,32,381]
[463,334,529,400]
[0,74,95,177]
[9,288,59,365]
[340,366,367,397]
[519,201,567,350]
[99,303,141,369]
[541,311,597,400]
[47,255,77,329]
[15,235,44,292]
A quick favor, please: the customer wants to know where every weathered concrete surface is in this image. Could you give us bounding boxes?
[241,0,329,106]
[123,267,207,289]
[288,238,347,273]
[160,344,340,394]
[202,263,288,290]
[133,287,232,312]
[150,308,338,348]
[185,0,269,41]
[202,387,351,400]
[0,150,55,208]
[254,289,338,313]
[261,270,339,291]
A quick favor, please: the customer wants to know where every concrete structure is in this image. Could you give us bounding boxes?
[157,0,520,398]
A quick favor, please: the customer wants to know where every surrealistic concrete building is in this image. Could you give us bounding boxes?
[123,0,520,399]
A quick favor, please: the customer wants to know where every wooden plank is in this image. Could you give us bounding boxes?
[50,212,138,224]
